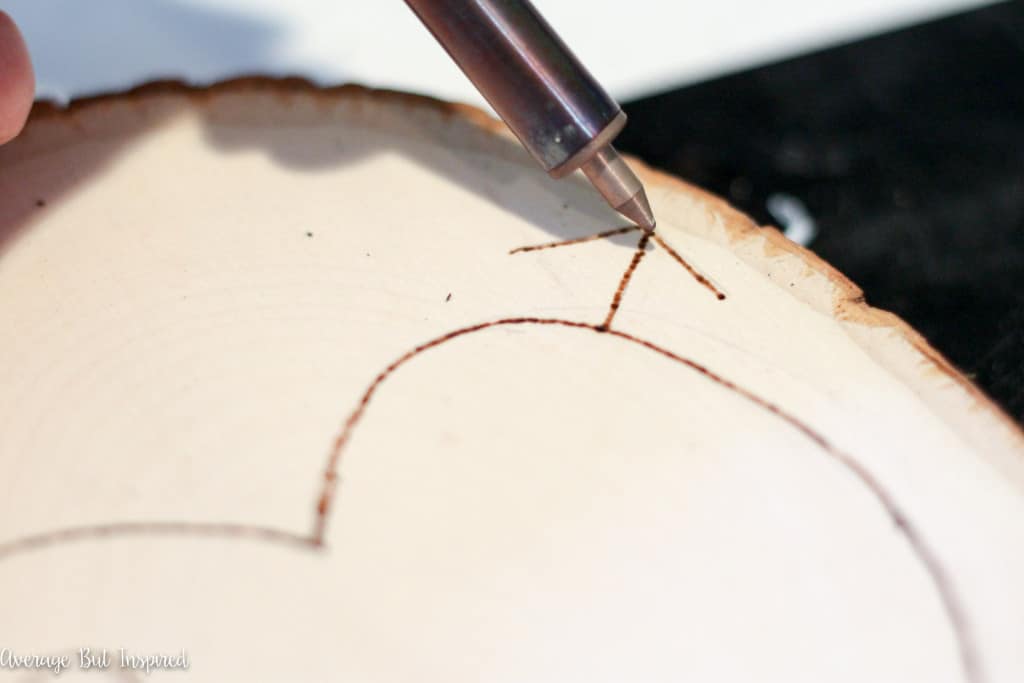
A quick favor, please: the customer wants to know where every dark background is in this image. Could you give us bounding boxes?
[618,0,1024,425]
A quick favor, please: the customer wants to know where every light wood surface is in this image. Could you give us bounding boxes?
[0,80,1021,682]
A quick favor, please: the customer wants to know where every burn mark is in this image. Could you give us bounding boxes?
[649,233,727,300]
[311,313,977,682]
[510,225,727,301]
[0,521,313,560]
[600,230,651,331]
[509,225,640,254]
[0,215,973,682]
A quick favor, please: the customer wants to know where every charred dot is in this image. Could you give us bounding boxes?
[35,199,45,208]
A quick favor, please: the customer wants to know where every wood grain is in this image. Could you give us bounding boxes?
[0,79,1021,682]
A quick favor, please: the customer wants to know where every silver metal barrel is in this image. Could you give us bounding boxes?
[405,0,626,178]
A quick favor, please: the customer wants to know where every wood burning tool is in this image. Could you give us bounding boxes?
[406,0,656,230]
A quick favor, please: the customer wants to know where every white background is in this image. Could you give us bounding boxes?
[1,0,995,106]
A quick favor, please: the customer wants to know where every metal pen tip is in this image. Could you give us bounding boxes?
[616,189,656,231]
[580,145,657,231]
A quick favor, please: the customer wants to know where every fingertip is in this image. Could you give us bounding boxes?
[0,10,34,145]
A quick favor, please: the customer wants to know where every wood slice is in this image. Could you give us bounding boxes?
[0,79,1021,682]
